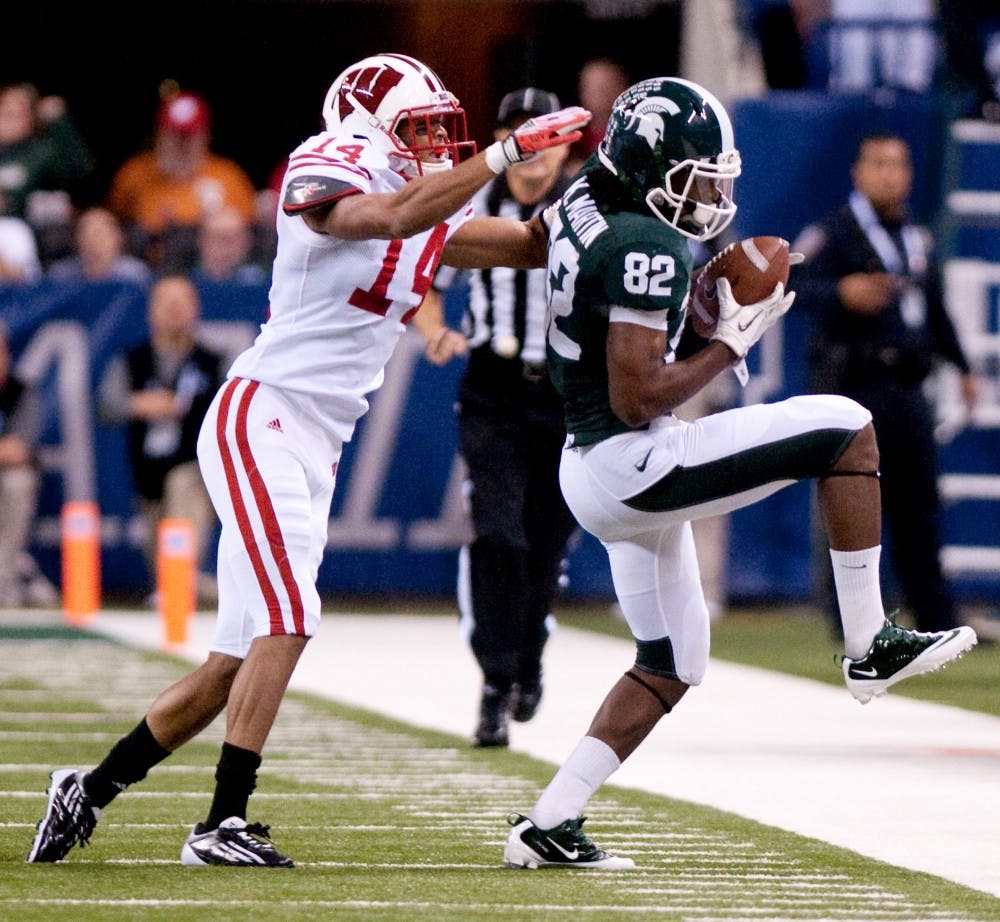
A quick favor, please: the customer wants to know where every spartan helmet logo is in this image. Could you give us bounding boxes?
[630,96,681,150]
[629,112,662,150]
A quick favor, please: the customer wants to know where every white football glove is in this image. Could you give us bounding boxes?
[485,106,591,174]
[710,277,795,360]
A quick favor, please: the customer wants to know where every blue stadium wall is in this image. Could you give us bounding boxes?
[3,92,998,606]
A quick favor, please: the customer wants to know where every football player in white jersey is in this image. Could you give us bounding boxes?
[27,53,590,868]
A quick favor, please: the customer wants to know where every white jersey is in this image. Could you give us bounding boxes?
[228,127,473,443]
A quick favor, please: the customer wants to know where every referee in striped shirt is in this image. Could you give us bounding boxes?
[416,87,579,748]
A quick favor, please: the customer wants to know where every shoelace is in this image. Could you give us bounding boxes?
[240,823,275,843]
[835,610,903,667]
[566,818,600,853]
[54,791,95,848]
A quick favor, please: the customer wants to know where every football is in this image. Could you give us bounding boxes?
[688,236,792,338]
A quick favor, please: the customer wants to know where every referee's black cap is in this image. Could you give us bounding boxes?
[496,87,562,128]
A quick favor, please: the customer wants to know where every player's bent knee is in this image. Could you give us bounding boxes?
[205,651,243,679]
[831,421,879,475]
[634,634,708,687]
[826,394,873,431]
[635,636,680,679]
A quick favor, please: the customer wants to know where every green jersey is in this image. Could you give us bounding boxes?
[545,172,693,446]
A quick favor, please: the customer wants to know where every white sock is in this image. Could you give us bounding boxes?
[529,736,620,831]
[830,546,886,659]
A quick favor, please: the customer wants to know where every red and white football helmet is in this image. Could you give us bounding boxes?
[323,53,475,177]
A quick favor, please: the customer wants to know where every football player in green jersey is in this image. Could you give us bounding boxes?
[503,77,977,870]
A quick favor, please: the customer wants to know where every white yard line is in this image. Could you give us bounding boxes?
[84,610,1000,899]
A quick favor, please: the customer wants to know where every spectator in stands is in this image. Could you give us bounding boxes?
[46,207,152,286]
[189,206,268,286]
[0,321,46,607]
[566,57,629,176]
[793,131,980,635]
[0,190,42,284]
[97,274,224,605]
[0,82,93,225]
[106,91,257,271]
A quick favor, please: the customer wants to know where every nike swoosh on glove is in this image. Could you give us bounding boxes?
[710,277,795,360]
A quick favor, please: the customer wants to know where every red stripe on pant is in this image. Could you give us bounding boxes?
[233,380,306,634]
[216,379,304,635]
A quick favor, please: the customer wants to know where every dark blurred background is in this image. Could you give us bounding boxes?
[5,0,1000,612]
[6,0,682,201]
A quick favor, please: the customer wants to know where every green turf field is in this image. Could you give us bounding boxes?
[2,621,998,921]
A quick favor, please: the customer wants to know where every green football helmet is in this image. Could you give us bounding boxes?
[597,77,741,241]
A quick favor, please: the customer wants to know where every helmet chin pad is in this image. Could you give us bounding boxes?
[390,106,472,177]
[647,153,740,241]
[391,151,455,178]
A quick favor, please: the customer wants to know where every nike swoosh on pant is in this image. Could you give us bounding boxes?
[635,448,653,472]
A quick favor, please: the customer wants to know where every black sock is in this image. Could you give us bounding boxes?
[202,742,262,831]
[83,718,171,809]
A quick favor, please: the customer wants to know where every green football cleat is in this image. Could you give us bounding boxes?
[503,813,635,870]
[843,616,977,704]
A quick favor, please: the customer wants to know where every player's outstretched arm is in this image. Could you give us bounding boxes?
[312,107,590,242]
[484,107,590,172]
[441,212,549,270]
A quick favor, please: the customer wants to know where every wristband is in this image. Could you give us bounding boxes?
[485,141,510,174]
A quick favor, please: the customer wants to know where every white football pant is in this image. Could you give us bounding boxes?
[559,394,872,684]
[197,377,341,657]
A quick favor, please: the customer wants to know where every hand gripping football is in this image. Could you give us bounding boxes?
[689,236,792,338]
